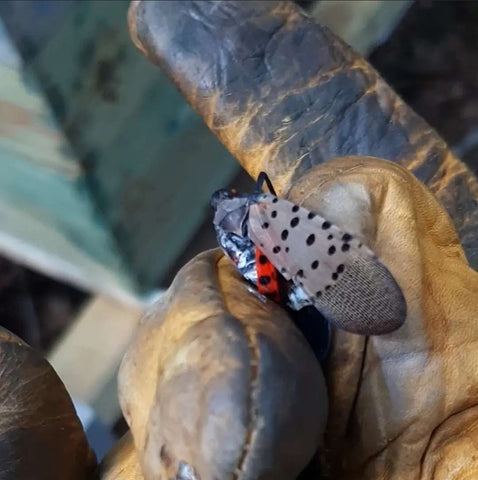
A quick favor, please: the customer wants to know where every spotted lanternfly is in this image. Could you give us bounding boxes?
[211,171,407,336]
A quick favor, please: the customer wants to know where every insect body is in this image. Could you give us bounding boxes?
[211,172,406,335]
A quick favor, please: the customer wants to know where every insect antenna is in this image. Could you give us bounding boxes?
[255,171,277,196]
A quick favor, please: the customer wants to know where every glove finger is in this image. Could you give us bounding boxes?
[118,249,328,480]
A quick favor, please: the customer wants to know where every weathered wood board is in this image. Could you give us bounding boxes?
[0,15,139,303]
[0,1,238,299]
[312,1,412,56]
[25,0,239,292]
[48,295,142,425]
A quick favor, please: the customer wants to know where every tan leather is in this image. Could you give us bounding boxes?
[0,327,96,480]
[97,432,143,480]
[286,156,478,480]
[117,249,327,480]
[107,155,478,480]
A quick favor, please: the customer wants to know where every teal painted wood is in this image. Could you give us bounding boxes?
[0,1,77,62]
[0,16,139,302]
[26,0,238,291]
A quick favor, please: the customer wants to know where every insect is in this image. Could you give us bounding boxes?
[211,172,407,336]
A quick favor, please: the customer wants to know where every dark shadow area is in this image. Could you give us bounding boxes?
[370,0,478,173]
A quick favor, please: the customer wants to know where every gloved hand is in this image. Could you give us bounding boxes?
[107,152,478,480]
[291,156,478,480]
[0,327,96,480]
[100,2,478,480]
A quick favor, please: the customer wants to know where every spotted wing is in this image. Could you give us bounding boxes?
[247,194,406,335]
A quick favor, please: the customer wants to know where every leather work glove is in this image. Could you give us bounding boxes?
[107,152,478,480]
[0,327,96,480]
[97,2,478,480]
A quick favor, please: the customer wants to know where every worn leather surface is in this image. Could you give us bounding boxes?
[128,0,478,270]
[117,250,327,480]
[0,327,96,480]
[101,1,478,479]
[287,156,478,479]
[96,431,143,480]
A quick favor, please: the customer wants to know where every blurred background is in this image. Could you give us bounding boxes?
[0,0,476,460]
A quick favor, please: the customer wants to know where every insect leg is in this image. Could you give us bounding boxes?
[255,171,277,196]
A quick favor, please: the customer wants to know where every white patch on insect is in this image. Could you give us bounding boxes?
[247,194,374,300]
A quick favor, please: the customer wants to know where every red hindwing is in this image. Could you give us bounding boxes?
[255,247,281,303]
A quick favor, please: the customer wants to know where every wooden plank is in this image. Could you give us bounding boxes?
[0,1,77,62]
[0,67,79,175]
[312,0,412,56]
[0,16,20,68]
[48,295,144,425]
[0,19,144,303]
[27,0,238,292]
[0,185,139,306]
